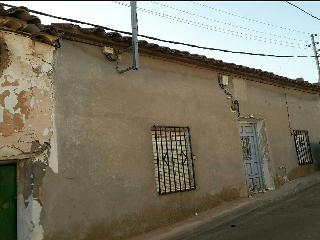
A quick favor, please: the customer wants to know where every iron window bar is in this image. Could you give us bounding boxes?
[151,126,196,195]
[293,130,313,165]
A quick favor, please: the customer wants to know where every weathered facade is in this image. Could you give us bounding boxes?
[0,5,319,240]
[0,28,58,239]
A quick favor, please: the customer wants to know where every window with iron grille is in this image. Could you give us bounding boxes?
[151,126,196,195]
[293,130,313,165]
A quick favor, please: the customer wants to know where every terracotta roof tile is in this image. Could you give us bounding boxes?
[0,4,59,45]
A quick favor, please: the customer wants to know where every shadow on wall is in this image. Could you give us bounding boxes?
[274,163,318,190]
[287,164,318,181]
[273,142,320,190]
[311,143,320,168]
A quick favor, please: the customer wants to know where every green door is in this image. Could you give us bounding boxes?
[0,165,17,240]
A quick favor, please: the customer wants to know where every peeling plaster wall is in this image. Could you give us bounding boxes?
[256,120,275,190]
[0,31,56,240]
[0,32,54,160]
[3,28,319,240]
[17,151,50,240]
[43,39,248,240]
[230,77,320,189]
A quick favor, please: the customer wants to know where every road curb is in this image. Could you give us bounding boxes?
[165,173,320,240]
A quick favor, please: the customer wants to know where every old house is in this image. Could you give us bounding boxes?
[0,4,319,240]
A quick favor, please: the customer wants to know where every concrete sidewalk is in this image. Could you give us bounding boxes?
[130,171,320,240]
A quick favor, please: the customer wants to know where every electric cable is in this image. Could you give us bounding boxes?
[151,1,308,43]
[0,3,132,35]
[275,47,303,74]
[191,1,311,35]
[286,1,320,21]
[0,2,316,58]
[113,1,307,49]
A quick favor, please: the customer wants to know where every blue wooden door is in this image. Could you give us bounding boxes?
[239,123,265,193]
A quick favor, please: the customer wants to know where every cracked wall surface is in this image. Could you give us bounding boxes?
[41,39,248,240]
[0,31,54,160]
[230,77,320,189]
[0,31,55,240]
[17,150,50,240]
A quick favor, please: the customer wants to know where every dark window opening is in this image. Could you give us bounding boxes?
[293,130,313,165]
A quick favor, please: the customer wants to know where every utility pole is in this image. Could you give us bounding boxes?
[131,1,139,70]
[310,34,320,83]
[117,1,139,74]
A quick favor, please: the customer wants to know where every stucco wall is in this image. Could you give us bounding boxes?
[2,28,319,240]
[231,77,320,188]
[0,32,54,158]
[37,38,320,240]
[0,31,57,240]
[42,40,248,240]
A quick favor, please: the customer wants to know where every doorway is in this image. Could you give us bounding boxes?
[239,123,265,193]
[0,164,17,240]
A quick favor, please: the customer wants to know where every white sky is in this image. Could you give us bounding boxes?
[2,1,320,83]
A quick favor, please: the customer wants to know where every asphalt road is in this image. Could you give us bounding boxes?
[185,182,320,240]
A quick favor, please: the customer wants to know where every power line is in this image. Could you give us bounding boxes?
[275,47,303,74]
[138,35,314,57]
[115,1,307,49]
[151,1,308,43]
[190,1,311,35]
[286,1,320,21]
[113,1,307,49]
[0,3,132,35]
[0,2,316,58]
